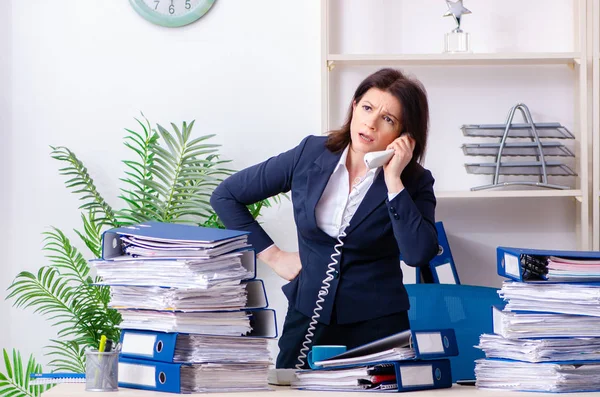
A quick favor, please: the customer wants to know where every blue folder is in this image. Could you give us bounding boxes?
[497,246,600,282]
[318,328,458,367]
[118,358,183,393]
[429,222,460,284]
[400,222,459,284]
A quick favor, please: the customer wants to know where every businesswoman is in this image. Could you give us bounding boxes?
[210,68,438,368]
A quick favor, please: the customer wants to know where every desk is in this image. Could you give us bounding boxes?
[43,384,600,396]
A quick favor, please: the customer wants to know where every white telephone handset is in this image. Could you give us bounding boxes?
[364,149,395,169]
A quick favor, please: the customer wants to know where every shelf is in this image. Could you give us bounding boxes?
[436,189,582,199]
[327,52,582,67]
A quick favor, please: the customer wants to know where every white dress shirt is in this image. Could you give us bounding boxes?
[315,145,401,238]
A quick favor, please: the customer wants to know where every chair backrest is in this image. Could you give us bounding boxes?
[405,284,505,382]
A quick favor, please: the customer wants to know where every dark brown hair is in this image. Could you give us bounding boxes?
[326,68,430,173]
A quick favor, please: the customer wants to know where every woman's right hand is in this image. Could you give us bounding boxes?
[258,246,302,281]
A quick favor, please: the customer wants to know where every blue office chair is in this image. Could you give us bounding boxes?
[405,284,505,383]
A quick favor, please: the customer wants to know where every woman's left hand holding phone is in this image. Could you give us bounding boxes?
[258,245,302,281]
[383,134,415,193]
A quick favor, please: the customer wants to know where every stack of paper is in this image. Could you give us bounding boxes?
[492,306,600,339]
[180,363,271,393]
[475,360,600,393]
[500,281,600,317]
[117,310,252,335]
[477,333,600,362]
[294,365,399,391]
[173,335,269,363]
[93,222,277,393]
[119,229,249,259]
[108,284,248,312]
[94,252,253,288]
[475,246,600,392]
[106,278,270,312]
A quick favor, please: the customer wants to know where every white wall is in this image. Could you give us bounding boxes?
[0,0,582,373]
[1,0,12,365]
[1,0,320,370]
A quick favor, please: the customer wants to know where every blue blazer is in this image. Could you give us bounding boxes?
[210,135,438,325]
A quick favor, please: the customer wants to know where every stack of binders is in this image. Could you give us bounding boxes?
[475,246,600,393]
[91,221,278,393]
[291,328,458,392]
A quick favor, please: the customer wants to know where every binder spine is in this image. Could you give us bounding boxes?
[120,330,178,363]
[244,279,268,309]
[395,359,452,391]
[248,308,278,338]
[118,357,182,393]
[238,248,257,281]
[412,329,459,358]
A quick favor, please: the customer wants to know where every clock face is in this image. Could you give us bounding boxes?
[130,0,216,27]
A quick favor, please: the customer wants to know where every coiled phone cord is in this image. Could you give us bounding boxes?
[295,182,364,369]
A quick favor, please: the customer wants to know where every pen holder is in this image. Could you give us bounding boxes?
[85,349,119,392]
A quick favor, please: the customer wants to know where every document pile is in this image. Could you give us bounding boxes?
[475,246,600,393]
[92,222,278,393]
[291,329,457,392]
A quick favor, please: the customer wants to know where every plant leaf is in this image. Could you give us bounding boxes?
[50,146,117,227]
[0,349,51,397]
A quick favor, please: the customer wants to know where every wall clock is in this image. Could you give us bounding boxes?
[129,0,216,28]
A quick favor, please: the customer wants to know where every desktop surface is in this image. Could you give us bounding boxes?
[43,384,600,396]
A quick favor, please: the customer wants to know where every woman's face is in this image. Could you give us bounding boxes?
[350,87,403,154]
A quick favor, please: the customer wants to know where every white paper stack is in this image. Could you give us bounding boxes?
[475,360,600,393]
[94,252,253,288]
[119,231,249,259]
[477,333,600,362]
[476,248,600,393]
[94,222,276,393]
[180,363,270,393]
[491,307,600,339]
[108,283,247,312]
[294,366,398,391]
[499,282,600,317]
[173,335,270,363]
[118,310,253,335]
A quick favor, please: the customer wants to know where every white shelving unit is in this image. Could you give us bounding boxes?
[327,53,581,67]
[321,0,591,250]
[592,0,600,250]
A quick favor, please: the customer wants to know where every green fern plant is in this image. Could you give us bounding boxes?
[1,114,280,396]
[0,349,52,397]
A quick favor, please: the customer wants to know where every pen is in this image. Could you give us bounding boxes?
[30,373,85,379]
[99,335,107,353]
[104,339,113,353]
[95,335,107,390]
